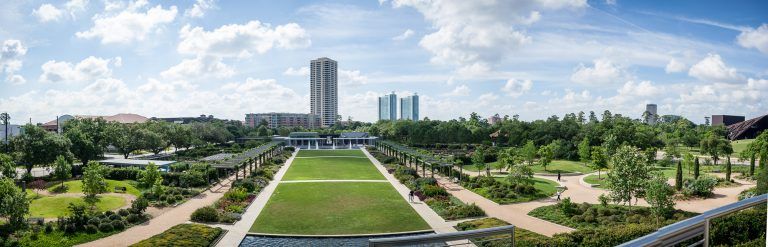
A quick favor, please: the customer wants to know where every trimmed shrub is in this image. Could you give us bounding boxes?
[132,224,223,247]
[98,223,113,232]
[191,206,219,222]
[683,176,717,197]
[224,187,249,202]
[106,168,142,180]
[118,209,130,217]
[420,185,448,197]
[126,214,143,224]
[112,220,126,230]
[85,224,98,234]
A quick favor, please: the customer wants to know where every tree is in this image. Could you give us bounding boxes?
[682,152,695,176]
[501,148,532,185]
[64,118,109,166]
[725,158,732,182]
[606,145,651,207]
[29,179,46,198]
[578,138,591,165]
[108,123,142,159]
[82,161,108,200]
[590,146,608,179]
[520,141,537,166]
[12,124,71,175]
[472,148,487,176]
[0,153,16,179]
[52,155,72,189]
[699,131,731,166]
[675,160,683,191]
[538,144,554,171]
[694,157,700,179]
[645,173,676,222]
[0,178,29,230]
[168,124,193,151]
[139,163,163,188]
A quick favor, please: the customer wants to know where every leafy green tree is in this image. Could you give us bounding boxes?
[590,146,609,179]
[139,163,163,188]
[82,161,108,199]
[64,118,109,166]
[578,138,591,165]
[142,121,172,154]
[12,124,71,175]
[606,145,651,207]
[675,160,683,191]
[502,149,533,185]
[682,152,695,176]
[0,153,16,179]
[0,178,29,229]
[108,123,142,159]
[168,124,193,151]
[645,173,676,221]
[699,131,731,166]
[492,159,506,172]
[601,134,619,157]
[537,144,554,171]
[520,140,537,166]
[52,155,72,188]
[472,148,487,176]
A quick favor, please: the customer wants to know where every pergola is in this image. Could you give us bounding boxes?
[100,159,177,172]
[375,140,458,180]
[283,132,378,149]
[209,140,284,181]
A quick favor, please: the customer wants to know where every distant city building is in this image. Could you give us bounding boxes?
[711,115,745,126]
[378,92,397,121]
[245,113,320,129]
[152,115,217,124]
[726,114,767,140]
[310,57,338,127]
[41,113,148,133]
[643,104,658,125]
[488,114,502,125]
[400,93,419,121]
[1,124,22,144]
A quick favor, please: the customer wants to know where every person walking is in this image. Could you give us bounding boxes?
[408,190,414,202]
[557,171,561,182]
[556,190,561,201]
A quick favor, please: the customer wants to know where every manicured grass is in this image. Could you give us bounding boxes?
[531,160,594,174]
[250,182,429,235]
[29,195,126,218]
[295,149,367,157]
[731,139,754,154]
[283,156,384,180]
[132,224,223,247]
[48,179,142,196]
[584,174,610,187]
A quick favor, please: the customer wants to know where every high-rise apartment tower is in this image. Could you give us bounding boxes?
[310,57,338,127]
[378,92,397,121]
[400,93,419,121]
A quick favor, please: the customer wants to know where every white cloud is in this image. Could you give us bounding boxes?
[571,58,625,84]
[501,78,533,97]
[339,69,368,86]
[391,0,585,72]
[39,56,120,83]
[283,66,309,76]
[477,93,499,106]
[177,21,310,58]
[617,80,659,97]
[76,1,177,44]
[160,55,234,80]
[392,29,414,40]
[32,4,64,22]
[444,84,470,96]
[688,53,742,83]
[737,24,768,54]
[1,39,27,84]
[185,0,216,18]
[665,59,686,73]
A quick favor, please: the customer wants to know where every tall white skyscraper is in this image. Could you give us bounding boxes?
[310,57,338,127]
[378,92,397,121]
[400,93,419,121]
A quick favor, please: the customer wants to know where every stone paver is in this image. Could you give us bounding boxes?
[212,150,298,247]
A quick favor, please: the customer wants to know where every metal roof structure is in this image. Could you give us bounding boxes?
[209,141,283,169]
[379,140,453,167]
[99,159,176,167]
[726,114,768,140]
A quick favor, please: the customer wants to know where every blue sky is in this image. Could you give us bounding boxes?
[0,0,766,124]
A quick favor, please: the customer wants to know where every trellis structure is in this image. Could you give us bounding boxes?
[210,140,285,181]
[375,140,459,180]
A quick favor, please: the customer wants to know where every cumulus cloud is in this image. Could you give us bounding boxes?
[688,53,742,83]
[392,29,414,40]
[39,56,121,83]
[665,59,686,73]
[76,1,177,44]
[390,0,585,72]
[177,21,310,58]
[571,59,625,84]
[339,69,368,86]
[617,80,659,97]
[501,79,533,97]
[444,84,470,96]
[1,39,27,84]
[737,24,768,54]
[32,4,64,22]
[160,55,234,80]
[184,0,216,18]
[283,66,309,76]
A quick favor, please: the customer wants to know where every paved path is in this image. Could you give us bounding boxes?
[78,171,243,247]
[213,150,298,246]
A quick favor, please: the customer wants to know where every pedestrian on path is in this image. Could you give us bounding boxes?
[557,171,561,182]
[408,190,414,202]
[556,191,561,201]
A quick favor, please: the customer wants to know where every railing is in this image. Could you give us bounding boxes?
[368,225,515,247]
[620,193,767,247]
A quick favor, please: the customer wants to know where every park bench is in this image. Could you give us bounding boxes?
[114,186,127,193]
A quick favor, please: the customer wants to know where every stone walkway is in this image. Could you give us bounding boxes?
[77,171,243,247]
[212,150,298,247]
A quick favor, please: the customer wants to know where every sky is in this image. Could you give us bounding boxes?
[0,0,767,125]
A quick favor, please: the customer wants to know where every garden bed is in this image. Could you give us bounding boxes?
[131,224,223,247]
[460,176,557,204]
[528,201,697,230]
[454,217,550,247]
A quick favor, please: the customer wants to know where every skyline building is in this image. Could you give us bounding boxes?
[245,112,320,129]
[400,93,419,121]
[378,92,397,121]
[310,57,338,127]
[644,104,658,125]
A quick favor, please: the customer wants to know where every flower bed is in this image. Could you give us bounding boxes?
[131,224,223,247]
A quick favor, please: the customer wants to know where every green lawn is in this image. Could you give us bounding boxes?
[48,179,142,196]
[295,149,367,157]
[732,139,754,154]
[583,174,609,187]
[464,160,593,175]
[250,182,430,235]
[29,195,126,218]
[283,156,384,180]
